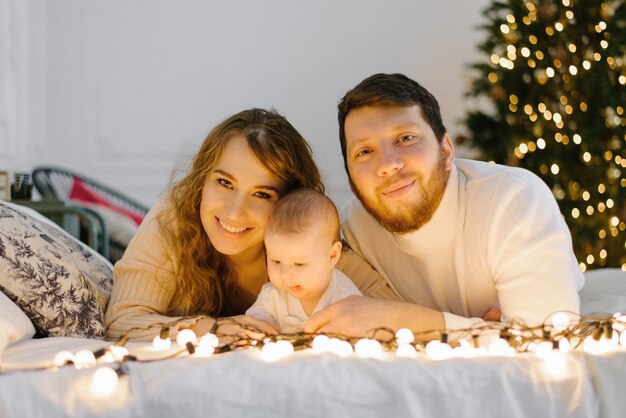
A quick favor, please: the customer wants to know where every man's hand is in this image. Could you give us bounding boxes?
[304,295,444,338]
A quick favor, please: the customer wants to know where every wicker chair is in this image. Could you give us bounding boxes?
[31,166,149,263]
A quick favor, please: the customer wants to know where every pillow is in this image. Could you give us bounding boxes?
[0,290,36,356]
[0,200,113,338]
[579,268,626,316]
[69,178,144,225]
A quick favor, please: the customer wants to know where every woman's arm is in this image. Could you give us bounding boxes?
[105,199,199,341]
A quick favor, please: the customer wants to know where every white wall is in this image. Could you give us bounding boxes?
[1,0,490,208]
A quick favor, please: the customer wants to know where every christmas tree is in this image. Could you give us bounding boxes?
[463,0,626,271]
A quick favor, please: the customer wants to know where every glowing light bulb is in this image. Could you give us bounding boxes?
[194,345,215,357]
[558,338,571,352]
[425,340,452,360]
[395,328,415,345]
[153,335,172,350]
[551,312,571,331]
[74,350,97,369]
[276,340,294,356]
[90,367,119,398]
[620,332,626,347]
[396,344,417,358]
[355,339,382,357]
[534,341,553,359]
[53,351,74,367]
[329,339,353,357]
[312,335,330,353]
[488,338,516,357]
[176,329,197,348]
[108,346,129,362]
[199,333,219,348]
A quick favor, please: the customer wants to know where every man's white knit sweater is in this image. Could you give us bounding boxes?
[341,159,584,331]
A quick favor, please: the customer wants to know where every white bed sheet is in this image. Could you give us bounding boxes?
[0,338,600,418]
[1,268,625,418]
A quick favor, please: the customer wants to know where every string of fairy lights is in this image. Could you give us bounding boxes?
[28,310,626,400]
[471,0,625,271]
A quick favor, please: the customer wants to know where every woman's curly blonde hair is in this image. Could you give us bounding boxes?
[159,108,324,317]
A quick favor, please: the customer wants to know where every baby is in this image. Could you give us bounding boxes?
[246,188,362,333]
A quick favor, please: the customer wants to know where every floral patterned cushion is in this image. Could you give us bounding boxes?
[0,200,112,338]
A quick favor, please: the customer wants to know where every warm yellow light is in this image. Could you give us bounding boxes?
[598,184,606,193]
[582,191,590,201]
[586,206,594,216]
[565,105,573,114]
[547,67,555,78]
[506,14,515,23]
[555,22,564,32]
[490,54,500,65]
[537,138,546,149]
[582,60,591,70]
[509,94,518,104]
[579,262,587,272]
[529,35,537,44]
[600,40,608,49]
[553,113,562,123]
[619,75,626,85]
[551,312,571,331]
[583,152,591,162]
[500,24,510,34]
[488,72,498,83]
[598,21,607,30]
[600,249,607,259]
[566,11,574,19]
[607,199,614,208]
[524,104,533,115]
[519,143,528,154]
[611,217,620,227]
[551,164,560,175]
[569,65,577,75]
[573,134,582,144]
[176,329,197,348]
[546,27,554,36]
[355,338,383,357]
[90,367,119,399]
[396,328,415,345]
[598,202,606,212]
[599,229,606,239]
[594,53,601,61]
[568,43,576,53]
[571,208,580,219]
[152,335,172,350]
[521,47,530,57]
[587,255,595,264]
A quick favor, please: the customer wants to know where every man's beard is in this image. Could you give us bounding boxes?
[350,152,449,235]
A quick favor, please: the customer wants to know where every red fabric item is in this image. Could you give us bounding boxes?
[69,178,144,225]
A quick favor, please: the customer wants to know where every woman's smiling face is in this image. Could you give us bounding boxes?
[200,134,282,259]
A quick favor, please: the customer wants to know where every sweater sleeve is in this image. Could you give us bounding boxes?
[335,248,402,302]
[104,199,200,342]
[486,170,584,327]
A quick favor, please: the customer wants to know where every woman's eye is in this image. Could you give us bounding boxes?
[294,263,306,267]
[271,259,281,265]
[355,149,373,158]
[217,178,233,188]
[254,191,272,199]
[399,135,415,143]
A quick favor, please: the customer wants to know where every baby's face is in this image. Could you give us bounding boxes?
[265,226,338,303]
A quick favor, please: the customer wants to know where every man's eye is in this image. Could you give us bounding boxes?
[217,179,232,188]
[399,135,415,143]
[271,259,281,265]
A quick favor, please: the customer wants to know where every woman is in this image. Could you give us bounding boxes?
[105,108,398,341]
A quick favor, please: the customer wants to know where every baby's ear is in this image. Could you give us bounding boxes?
[329,240,342,268]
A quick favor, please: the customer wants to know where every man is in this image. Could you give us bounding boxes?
[306,73,583,336]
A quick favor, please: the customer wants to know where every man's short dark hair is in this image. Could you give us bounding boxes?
[337,73,447,175]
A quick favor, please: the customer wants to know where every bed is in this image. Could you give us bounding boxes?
[1,199,625,418]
